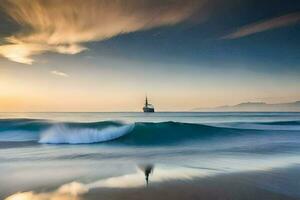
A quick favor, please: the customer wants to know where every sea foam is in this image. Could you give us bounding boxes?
[39,124,134,144]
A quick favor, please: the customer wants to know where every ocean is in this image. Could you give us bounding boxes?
[1,112,300,200]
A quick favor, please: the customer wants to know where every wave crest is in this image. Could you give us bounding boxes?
[39,124,134,144]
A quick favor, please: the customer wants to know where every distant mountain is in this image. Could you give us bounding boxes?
[193,101,300,112]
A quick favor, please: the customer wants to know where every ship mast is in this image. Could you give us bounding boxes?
[145,96,148,107]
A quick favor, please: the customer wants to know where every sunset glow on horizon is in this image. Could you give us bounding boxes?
[0,0,299,112]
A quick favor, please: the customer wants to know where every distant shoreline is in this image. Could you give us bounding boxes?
[193,100,300,112]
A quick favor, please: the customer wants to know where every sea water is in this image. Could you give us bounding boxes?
[1,112,300,199]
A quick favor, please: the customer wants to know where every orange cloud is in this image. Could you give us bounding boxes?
[0,0,203,64]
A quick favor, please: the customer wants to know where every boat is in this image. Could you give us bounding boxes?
[143,96,155,112]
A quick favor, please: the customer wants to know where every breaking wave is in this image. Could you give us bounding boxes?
[39,124,135,144]
[0,119,299,145]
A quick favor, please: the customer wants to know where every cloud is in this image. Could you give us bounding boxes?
[51,70,69,77]
[222,12,300,39]
[0,0,203,64]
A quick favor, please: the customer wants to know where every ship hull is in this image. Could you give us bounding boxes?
[143,107,155,112]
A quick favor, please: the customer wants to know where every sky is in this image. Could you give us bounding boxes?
[0,0,299,112]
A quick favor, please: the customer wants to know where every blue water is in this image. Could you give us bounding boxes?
[1,112,300,199]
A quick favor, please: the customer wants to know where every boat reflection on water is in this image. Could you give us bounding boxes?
[138,164,154,186]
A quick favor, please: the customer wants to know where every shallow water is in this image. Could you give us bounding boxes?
[1,112,300,199]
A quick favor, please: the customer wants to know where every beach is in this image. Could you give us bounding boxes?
[3,165,300,200]
[1,112,300,200]
[84,169,300,200]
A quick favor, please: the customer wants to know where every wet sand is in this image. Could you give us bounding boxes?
[84,171,299,200]
[3,165,300,200]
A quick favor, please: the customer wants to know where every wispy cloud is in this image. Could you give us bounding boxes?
[222,12,300,39]
[51,70,69,77]
[0,0,203,64]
